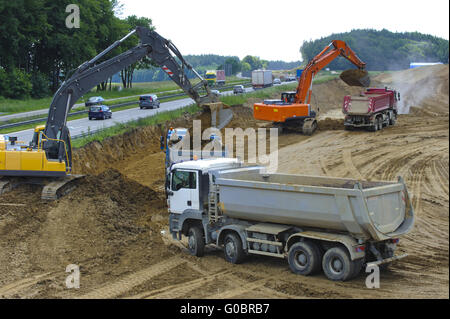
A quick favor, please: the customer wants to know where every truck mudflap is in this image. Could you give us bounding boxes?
[366,253,408,267]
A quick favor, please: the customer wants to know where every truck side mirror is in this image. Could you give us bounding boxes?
[397,92,401,101]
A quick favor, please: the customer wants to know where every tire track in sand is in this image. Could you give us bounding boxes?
[0,272,57,298]
[77,256,184,299]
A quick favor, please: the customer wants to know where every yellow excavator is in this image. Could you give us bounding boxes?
[0,27,231,199]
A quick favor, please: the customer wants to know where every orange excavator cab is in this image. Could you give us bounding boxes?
[254,40,369,135]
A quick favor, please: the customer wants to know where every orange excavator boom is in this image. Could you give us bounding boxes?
[296,40,367,104]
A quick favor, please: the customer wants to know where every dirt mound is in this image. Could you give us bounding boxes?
[372,64,449,114]
[318,117,344,131]
[309,78,364,114]
[0,169,169,298]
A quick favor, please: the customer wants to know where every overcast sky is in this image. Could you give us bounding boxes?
[118,0,449,62]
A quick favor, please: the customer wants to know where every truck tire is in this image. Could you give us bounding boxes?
[377,117,383,131]
[389,115,396,126]
[322,247,355,281]
[187,226,205,257]
[288,241,322,275]
[223,232,245,264]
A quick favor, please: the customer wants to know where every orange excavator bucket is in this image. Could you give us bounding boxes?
[340,69,370,87]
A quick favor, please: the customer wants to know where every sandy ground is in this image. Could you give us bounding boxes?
[0,65,448,299]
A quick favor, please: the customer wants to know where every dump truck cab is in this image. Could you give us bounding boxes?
[167,158,240,214]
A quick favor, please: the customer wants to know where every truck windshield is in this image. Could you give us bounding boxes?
[172,170,197,190]
[205,74,216,79]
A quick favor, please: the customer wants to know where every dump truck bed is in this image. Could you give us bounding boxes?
[343,88,397,115]
[215,167,414,241]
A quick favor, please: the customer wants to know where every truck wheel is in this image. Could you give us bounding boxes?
[223,232,245,264]
[288,241,322,275]
[389,116,396,126]
[187,226,205,257]
[322,247,355,281]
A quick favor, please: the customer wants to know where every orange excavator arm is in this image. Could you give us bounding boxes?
[296,40,366,104]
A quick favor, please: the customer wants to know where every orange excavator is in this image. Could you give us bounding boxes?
[253,40,370,135]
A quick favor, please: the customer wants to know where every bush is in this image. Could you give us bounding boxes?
[0,68,32,99]
[31,72,50,98]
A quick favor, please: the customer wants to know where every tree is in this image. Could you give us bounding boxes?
[300,29,449,71]
[119,15,154,89]
[224,56,241,75]
[242,55,268,70]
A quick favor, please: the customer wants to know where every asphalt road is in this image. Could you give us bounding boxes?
[0,88,184,122]
[7,86,258,142]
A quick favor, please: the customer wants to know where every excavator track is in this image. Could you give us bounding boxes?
[0,175,83,200]
[302,119,318,136]
[41,175,84,200]
[0,177,12,195]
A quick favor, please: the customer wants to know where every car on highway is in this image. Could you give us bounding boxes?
[285,76,297,82]
[210,89,221,96]
[273,78,281,85]
[85,96,105,107]
[88,105,112,120]
[233,85,245,94]
[139,94,160,109]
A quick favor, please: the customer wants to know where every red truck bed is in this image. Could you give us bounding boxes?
[343,88,397,115]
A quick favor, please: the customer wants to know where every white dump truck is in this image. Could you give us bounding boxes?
[167,158,414,281]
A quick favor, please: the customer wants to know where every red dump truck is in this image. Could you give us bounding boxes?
[343,88,400,131]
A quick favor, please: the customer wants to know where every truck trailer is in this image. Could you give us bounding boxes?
[168,158,414,281]
[343,87,400,131]
[252,70,272,89]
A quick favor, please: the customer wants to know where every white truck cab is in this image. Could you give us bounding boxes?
[167,158,241,214]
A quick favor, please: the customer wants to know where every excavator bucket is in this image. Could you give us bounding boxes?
[202,102,233,129]
[340,69,370,87]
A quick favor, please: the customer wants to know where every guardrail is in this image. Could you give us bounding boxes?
[0,82,252,131]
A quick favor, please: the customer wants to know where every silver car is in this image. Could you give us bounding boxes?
[139,94,160,109]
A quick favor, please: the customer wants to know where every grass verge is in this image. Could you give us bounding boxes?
[71,104,201,148]
[0,77,249,115]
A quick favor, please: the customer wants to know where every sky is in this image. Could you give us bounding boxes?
[118,0,449,62]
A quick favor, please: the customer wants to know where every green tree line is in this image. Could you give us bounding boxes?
[300,29,449,71]
[0,0,300,99]
[0,0,151,99]
[118,54,301,83]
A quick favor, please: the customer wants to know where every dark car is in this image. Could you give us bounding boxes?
[233,85,245,94]
[88,105,112,120]
[85,96,105,107]
[139,94,160,109]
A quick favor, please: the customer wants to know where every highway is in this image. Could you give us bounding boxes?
[7,86,258,142]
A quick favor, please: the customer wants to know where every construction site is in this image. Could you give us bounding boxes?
[0,62,448,299]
